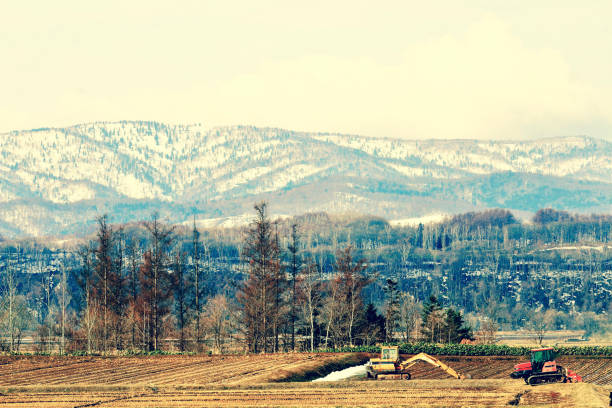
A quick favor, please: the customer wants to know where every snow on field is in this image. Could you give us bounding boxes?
[186,213,292,229]
[390,213,448,227]
[188,214,252,229]
[312,364,367,382]
[541,245,612,252]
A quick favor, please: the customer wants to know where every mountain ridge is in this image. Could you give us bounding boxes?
[1,121,611,237]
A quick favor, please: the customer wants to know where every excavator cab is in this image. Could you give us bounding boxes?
[366,346,402,378]
[381,346,399,362]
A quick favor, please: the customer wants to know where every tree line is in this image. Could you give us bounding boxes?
[1,205,610,353]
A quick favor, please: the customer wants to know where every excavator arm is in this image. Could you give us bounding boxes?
[399,353,465,379]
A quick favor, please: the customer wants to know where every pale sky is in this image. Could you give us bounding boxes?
[2,0,612,140]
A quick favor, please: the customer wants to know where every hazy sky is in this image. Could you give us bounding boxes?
[2,1,612,140]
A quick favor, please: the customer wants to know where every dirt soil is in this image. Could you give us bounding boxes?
[1,354,611,407]
[2,381,610,407]
[395,355,612,385]
[0,353,366,387]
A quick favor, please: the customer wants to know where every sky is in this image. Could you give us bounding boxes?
[1,0,612,140]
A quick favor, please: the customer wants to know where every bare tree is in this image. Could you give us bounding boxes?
[191,217,203,350]
[110,227,127,350]
[299,260,321,352]
[84,297,100,352]
[528,311,548,345]
[1,247,18,352]
[287,223,300,351]
[321,274,340,348]
[58,252,69,354]
[203,294,231,353]
[3,295,31,352]
[335,246,369,346]
[237,202,282,353]
[126,237,140,350]
[143,212,174,351]
[399,292,421,341]
[94,215,113,353]
[479,319,499,344]
[43,253,54,353]
[172,247,189,351]
[76,243,100,353]
[428,309,445,343]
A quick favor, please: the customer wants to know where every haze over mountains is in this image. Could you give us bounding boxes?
[1,121,611,238]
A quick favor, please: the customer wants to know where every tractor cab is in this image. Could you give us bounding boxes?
[530,347,558,374]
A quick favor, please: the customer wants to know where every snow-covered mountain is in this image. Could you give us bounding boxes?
[1,121,611,237]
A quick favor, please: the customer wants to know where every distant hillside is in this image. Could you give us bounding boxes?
[1,121,611,237]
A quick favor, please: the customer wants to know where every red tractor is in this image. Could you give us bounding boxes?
[510,347,582,386]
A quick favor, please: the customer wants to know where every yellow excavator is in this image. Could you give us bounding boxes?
[365,346,466,380]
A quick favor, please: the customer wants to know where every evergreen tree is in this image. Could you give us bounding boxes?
[383,278,400,342]
[415,223,424,248]
[359,303,385,345]
[443,308,472,343]
[421,295,444,342]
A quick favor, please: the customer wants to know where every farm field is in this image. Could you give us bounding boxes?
[0,353,368,386]
[1,353,611,407]
[1,381,610,407]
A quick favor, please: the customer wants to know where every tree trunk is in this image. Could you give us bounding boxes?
[308,291,315,352]
[61,256,66,355]
[193,220,201,351]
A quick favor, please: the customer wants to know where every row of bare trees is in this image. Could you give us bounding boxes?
[68,213,234,353]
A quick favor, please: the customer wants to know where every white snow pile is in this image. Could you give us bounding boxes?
[312,364,367,382]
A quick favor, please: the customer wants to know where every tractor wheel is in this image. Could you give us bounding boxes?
[404,373,411,380]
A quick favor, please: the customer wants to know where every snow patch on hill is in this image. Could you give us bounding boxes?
[390,213,448,226]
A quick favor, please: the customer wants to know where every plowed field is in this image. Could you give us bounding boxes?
[0,353,365,386]
[1,381,610,407]
[1,354,611,407]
